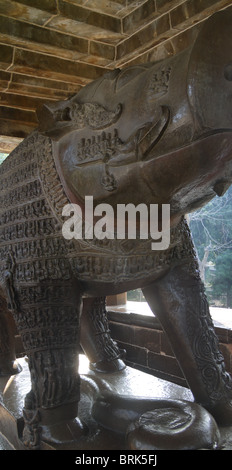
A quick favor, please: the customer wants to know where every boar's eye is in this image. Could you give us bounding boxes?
[224,63,232,81]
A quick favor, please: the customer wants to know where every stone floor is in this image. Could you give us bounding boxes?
[1,355,232,452]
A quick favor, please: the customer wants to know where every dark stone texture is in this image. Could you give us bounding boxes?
[92,394,220,450]
[126,401,219,450]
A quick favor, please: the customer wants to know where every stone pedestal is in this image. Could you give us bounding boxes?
[0,356,232,451]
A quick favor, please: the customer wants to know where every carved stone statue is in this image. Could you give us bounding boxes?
[1,8,232,449]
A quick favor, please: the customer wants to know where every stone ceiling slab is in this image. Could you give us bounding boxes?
[0,0,232,139]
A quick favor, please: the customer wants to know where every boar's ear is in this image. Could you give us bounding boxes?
[115,65,152,91]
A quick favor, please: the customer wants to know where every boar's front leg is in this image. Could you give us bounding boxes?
[80,296,126,373]
[142,234,232,425]
[14,279,86,449]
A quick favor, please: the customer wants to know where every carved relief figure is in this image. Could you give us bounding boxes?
[1,9,232,449]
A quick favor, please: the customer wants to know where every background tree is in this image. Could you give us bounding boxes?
[212,252,232,307]
[128,188,232,306]
[189,186,232,306]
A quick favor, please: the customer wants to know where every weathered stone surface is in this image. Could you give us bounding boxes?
[0,16,89,54]
[59,1,122,33]
[92,393,220,450]
[14,0,58,13]
[0,0,53,26]
[126,402,220,450]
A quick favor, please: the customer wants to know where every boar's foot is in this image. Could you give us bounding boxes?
[39,417,87,447]
[143,261,232,426]
[22,391,87,449]
[21,347,84,449]
[81,297,126,373]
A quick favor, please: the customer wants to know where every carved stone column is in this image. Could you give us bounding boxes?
[13,280,85,449]
[143,221,232,424]
[81,296,126,373]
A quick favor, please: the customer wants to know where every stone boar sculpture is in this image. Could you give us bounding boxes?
[1,8,232,448]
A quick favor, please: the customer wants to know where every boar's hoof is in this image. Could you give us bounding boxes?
[89,357,126,373]
[0,359,22,377]
[40,418,88,447]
